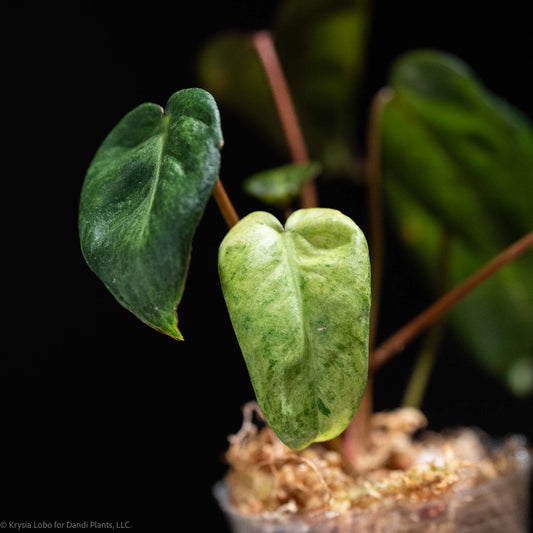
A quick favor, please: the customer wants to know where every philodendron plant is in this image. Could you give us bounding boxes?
[79,88,372,450]
[198,0,533,399]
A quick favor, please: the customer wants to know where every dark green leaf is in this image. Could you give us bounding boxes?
[274,0,370,174]
[218,209,370,449]
[382,50,533,394]
[243,162,322,207]
[79,89,223,340]
[197,0,370,177]
[386,179,533,396]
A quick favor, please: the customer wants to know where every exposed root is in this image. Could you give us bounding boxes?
[225,402,344,514]
[224,406,529,517]
[228,401,262,448]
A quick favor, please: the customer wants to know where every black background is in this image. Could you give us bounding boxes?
[3,0,533,530]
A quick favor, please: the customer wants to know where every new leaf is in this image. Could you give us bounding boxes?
[243,162,322,208]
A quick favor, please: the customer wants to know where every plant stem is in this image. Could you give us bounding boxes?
[252,30,318,208]
[342,377,373,464]
[402,228,450,409]
[370,230,533,374]
[213,178,240,229]
[340,88,394,463]
[401,322,445,409]
[366,87,394,351]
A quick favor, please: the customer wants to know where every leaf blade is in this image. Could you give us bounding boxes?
[243,162,322,207]
[79,88,223,339]
[218,208,370,449]
[382,50,533,394]
[197,0,370,176]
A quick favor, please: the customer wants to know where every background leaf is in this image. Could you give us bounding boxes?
[274,0,370,175]
[243,161,322,207]
[218,209,370,449]
[382,50,533,395]
[79,88,223,340]
[197,0,370,177]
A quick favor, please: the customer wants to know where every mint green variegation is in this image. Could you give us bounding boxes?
[79,89,223,340]
[218,209,370,449]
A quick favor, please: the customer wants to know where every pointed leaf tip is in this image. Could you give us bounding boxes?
[79,88,222,338]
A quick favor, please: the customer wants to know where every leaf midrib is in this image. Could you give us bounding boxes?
[140,112,171,240]
[281,229,319,437]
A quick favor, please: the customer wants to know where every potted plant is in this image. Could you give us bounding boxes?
[77,1,532,531]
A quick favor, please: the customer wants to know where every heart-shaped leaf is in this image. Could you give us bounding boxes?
[218,208,370,449]
[243,162,322,208]
[381,50,533,394]
[79,88,223,340]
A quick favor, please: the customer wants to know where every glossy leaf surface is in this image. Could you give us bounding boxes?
[79,89,223,340]
[219,209,370,449]
[243,162,322,207]
[382,50,533,394]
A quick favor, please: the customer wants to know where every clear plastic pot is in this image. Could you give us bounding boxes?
[213,445,531,533]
